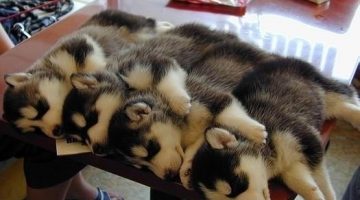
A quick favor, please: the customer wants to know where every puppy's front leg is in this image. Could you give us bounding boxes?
[214,97,267,144]
[156,66,191,116]
[121,57,191,116]
[180,137,205,189]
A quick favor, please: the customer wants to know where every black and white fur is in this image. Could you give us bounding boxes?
[60,24,274,180]
[60,23,236,144]
[190,57,360,200]
[115,42,277,181]
[103,23,245,116]
[3,10,172,138]
[114,34,277,182]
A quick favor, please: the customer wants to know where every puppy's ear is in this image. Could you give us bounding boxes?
[125,102,152,122]
[4,72,32,87]
[70,73,98,90]
[206,128,238,149]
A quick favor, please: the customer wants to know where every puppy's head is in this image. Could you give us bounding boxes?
[109,91,184,180]
[61,71,127,155]
[3,71,69,138]
[191,128,269,200]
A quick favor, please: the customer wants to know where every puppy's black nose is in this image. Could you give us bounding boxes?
[164,170,177,182]
[53,125,62,137]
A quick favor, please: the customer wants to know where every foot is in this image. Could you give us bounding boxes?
[307,185,325,200]
[95,188,125,200]
[263,187,271,200]
[239,121,268,144]
[168,93,191,116]
[66,135,83,143]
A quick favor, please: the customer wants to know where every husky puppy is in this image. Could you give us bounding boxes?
[189,57,360,200]
[3,10,171,138]
[61,71,128,152]
[108,90,185,180]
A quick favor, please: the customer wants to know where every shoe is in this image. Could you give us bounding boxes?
[95,187,124,200]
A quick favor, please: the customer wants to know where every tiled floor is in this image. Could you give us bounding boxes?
[82,167,150,200]
[325,121,360,198]
[83,120,360,200]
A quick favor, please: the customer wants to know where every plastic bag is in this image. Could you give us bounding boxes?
[175,0,252,7]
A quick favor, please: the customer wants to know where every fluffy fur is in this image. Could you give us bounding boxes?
[3,10,170,138]
[60,23,242,148]
[120,29,276,182]
[190,57,360,200]
[60,23,275,181]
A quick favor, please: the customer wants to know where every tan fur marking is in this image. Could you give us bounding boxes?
[83,34,107,72]
[88,93,123,146]
[122,64,153,90]
[131,145,148,158]
[20,106,38,119]
[72,113,86,128]
[215,180,232,195]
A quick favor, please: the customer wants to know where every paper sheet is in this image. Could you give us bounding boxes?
[56,138,91,156]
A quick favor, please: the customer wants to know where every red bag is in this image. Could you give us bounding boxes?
[174,0,252,7]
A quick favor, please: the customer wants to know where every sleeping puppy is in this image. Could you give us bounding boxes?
[3,10,172,138]
[108,90,185,180]
[190,57,360,200]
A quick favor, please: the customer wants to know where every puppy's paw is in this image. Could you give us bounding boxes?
[169,94,191,116]
[308,185,325,200]
[66,135,82,143]
[180,161,193,190]
[263,187,271,200]
[241,122,268,144]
